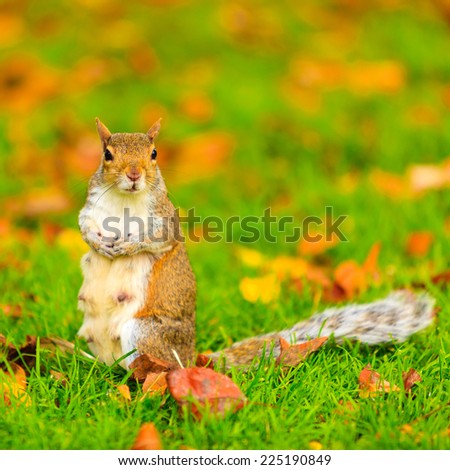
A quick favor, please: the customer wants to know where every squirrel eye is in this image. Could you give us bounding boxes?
[104,149,113,161]
[151,148,157,160]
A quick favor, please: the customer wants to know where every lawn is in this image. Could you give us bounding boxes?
[1,0,450,450]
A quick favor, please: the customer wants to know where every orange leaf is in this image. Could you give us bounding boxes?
[406,232,434,257]
[142,372,168,396]
[167,367,246,420]
[298,232,339,256]
[276,336,328,367]
[334,260,367,299]
[117,384,131,401]
[0,304,22,318]
[363,241,381,279]
[1,364,30,407]
[358,365,400,398]
[131,423,162,450]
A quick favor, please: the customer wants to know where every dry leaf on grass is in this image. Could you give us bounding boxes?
[0,334,37,369]
[403,368,422,392]
[0,304,23,318]
[50,370,68,387]
[1,364,31,407]
[142,372,168,396]
[276,337,328,367]
[239,274,280,304]
[129,354,176,382]
[131,423,162,450]
[117,384,131,401]
[195,354,215,369]
[167,367,246,419]
[431,271,450,285]
[358,365,400,398]
[406,232,434,257]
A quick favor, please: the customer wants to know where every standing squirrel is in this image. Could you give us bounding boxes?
[78,120,435,369]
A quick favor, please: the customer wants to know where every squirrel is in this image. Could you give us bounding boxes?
[77,120,435,369]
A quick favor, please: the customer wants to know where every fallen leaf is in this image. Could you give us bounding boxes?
[358,365,400,398]
[172,132,235,184]
[178,92,214,122]
[235,247,265,268]
[334,260,367,299]
[129,354,176,382]
[431,271,450,285]
[131,423,162,450]
[117,384,131,401]
[400,424,414,435]
[50,370,68,387]
[0,304,22,318]
[1,364,31,407]
[298,232,339,256]
[402,368,422,391]
[276,336,328,367]
[308,441,323,450]
[195,354,215,369]
[166,367,246,419]
[142,372,168,396]
[0,335,37,370]
[266,256,308,280]
[239,274,280,304]
[55,228,89,260]
[406,232,434,257]
[363,241,381,280]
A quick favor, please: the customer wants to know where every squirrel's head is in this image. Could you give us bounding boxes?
[95,118,161,194]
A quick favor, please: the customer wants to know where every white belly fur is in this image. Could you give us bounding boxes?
[77,250,154,367]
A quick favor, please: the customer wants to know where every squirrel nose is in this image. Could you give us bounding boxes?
[126,169,142,182]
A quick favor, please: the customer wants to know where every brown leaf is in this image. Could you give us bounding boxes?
[0,304,22,318]
[142,372,168,395]
[50,370,68,387]
[195,354,215,369]
[1,335,37,370]
[131,423,162,450]
[130,354,176,382]
[358,365,400,398]
[166,367,246,419]
[431,271,450,285]
[276,336,328,367]
[117,384,131,401]
[403,368,422,391]
[406,232,434,257]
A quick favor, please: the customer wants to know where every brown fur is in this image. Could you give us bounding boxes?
[135,243,196,320]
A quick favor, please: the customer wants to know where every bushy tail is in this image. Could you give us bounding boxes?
[209,291,435,368]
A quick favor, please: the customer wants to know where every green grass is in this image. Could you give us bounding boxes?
[1,0,450,450]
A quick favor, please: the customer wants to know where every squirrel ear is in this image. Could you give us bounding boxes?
[147,118,162,142]
[95,118,112,148]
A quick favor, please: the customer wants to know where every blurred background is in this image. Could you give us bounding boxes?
[1,0,450,344]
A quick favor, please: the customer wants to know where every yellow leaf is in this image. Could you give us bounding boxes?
[117,384,131,401]
[239,274,280,304]
[235,247,265,268]
[55,228,89,259]
[266,256,308,280]
[1,365,31,407]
